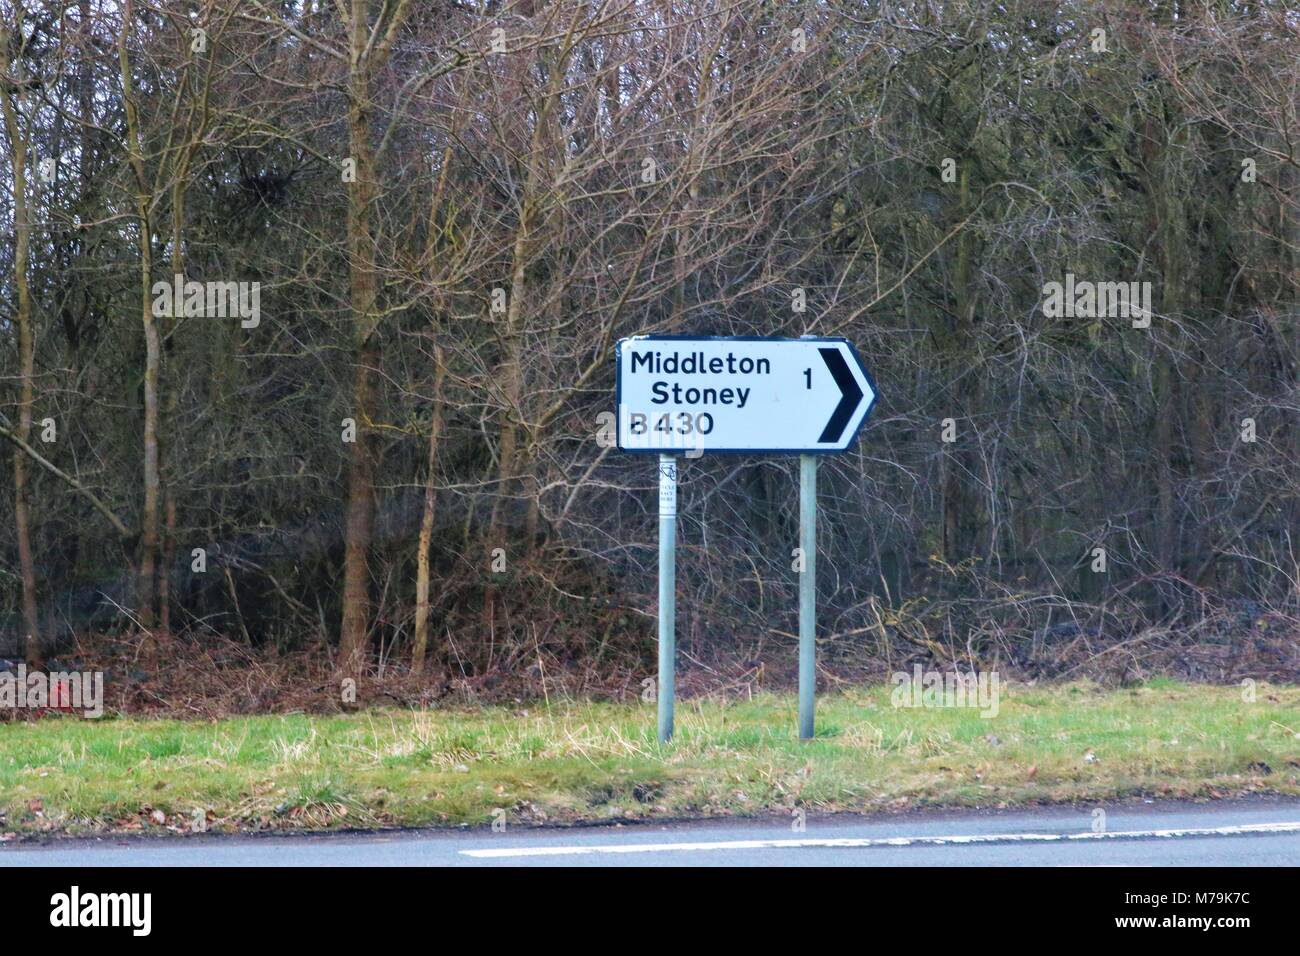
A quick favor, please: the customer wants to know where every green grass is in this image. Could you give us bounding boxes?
[1,681,1298,836]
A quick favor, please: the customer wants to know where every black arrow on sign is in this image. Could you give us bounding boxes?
[817,347,863,443]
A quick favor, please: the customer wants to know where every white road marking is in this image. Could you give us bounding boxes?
[460,821,1300,858]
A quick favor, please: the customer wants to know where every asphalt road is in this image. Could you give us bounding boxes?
[4,798,1299,866]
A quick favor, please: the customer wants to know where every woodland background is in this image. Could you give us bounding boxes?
[0,0,1296,702]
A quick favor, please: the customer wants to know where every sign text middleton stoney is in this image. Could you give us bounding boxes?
[631,348,772,408]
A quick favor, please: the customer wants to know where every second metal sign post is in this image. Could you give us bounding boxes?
[657,455,677,743]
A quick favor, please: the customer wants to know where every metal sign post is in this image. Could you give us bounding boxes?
[615,336,877,742]
[657,455,677,743]
[798,454,817,740]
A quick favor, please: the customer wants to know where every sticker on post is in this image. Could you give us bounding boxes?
[658,460,677,517]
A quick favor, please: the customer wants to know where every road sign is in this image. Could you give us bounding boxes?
[616,335,876,454]
[616,335,878,743]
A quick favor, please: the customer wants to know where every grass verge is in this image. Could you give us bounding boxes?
[2,680,1298,837]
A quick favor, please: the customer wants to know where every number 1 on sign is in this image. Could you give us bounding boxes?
[803,368,811,389]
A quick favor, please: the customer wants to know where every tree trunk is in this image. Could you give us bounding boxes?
[1143,113,1180,584]
[161,173,187,637]
[338,0,381,672]
[940,164,981,569]
[119,0,161,629]
[0,48,41,664]
[339,340,378,672]
[136,214,161,628]
[413,347,445,669]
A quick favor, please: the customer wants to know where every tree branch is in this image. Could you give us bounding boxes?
[0,421,134,541]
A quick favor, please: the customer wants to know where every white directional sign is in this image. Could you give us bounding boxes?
[616,335,876,454]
